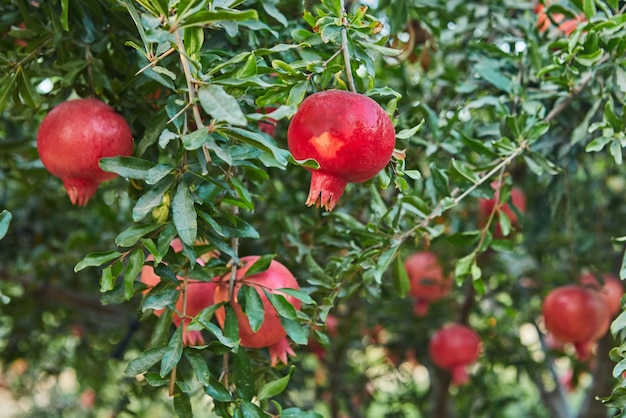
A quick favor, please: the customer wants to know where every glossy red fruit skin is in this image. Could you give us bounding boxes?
[404,252,451,316]
[542,285,611,359]
[580,272,624,317]
[478,182,526,238]
[428,324,481,385]
[37,98,133,206]
[213,256,301,349]
[287,90,396,211]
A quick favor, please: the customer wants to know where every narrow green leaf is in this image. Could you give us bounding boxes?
[160,325,184,377]
[242,255,275,278]
[142,288,180,312]
[0,210,12,240]
[257,366,294,401]
[450,159,477,183]
[17,69,40,108]
[276,288,315,305]
[100,264,115,292]
[173,392,192,418]
[240,400,266,417]
[172,181,197,246]
[280,317,308,345]
[281,408,323,418]
[265,291,297,320]
[184,350,211,386]
[125,346,168,376]
[474,61,513,93]
[374,246,397,284]
[430,163,450,196]
[115,223,161,247]
[205,376,233,401]
[392,256,410,298]
[198,85,247,126]
[125,248,145,300]
[61,0,70,31]
[240,284,265,332]
[234,348,255,401]
[0,73,18,112]
[75,251,122,272]
[611,310,626,337]
[100,156,154,179]
[221,127,290,167]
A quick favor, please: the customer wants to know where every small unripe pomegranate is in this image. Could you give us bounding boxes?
[37,98,133,206]
[428,324,481,385]
[213,256,301,352]
[140,239,216,346]
[542,285,611,359]
[478,181,526,238]
[287,90,396,211]
[580,272,624,317]
[404,251,451,316]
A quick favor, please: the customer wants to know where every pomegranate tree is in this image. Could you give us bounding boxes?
[287,90,396,211]
[542,285,611,359]
[404,251,451,316]
[37,98,133,206]
[478,181,526,238]
[428,324,481,385]
[213,256,301,365]
[140,239,216,346]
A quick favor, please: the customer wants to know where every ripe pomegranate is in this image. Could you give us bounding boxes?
[428,324,481,385]
[478,181,526,238]
[213,256,302,358]
[287,90,396,211]
[404,251,452,316]
[258,107,278,137]
[542,285,611,360]
[140,239,216,346]
[580,272,624,317]
[37,98,133,206]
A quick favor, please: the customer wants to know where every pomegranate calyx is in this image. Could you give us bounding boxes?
[62,177,100,207]
[305,172,348,211]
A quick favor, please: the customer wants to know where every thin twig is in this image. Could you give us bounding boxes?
[339,0,357,93]
[174,30,204,130]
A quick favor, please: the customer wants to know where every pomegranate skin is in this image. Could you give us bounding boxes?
[542,285,611,359]
[580,272,624,317]
[37,98,133,206]
[404,251,451,316]
[287,90,396,211]
[213,256,301,349]
[428,324,481,385]
[478,182,526,238]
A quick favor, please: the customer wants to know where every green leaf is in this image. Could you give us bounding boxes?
[450,159,477,183]
[221,127,290,167]
[125,248,145,300]
[276,288,315,305]
[172,182,197,246]
[100,156,154,179]
[396,121,424,140]
[240,284,265,332]
[611,140,623,165]
[125,346,168,376]
[17,68,40,108]
[198,85,247,126]
[392,255,410,298]
[61,0,69,31]
[474,60,513,93]
[184,350,211,386]
[242,254,275,278]
[374,246,397,284]
[0,73,18,112]
[604,101,623,131]
[142,288,179,312]
[265,291,297,320]
[234,348,254,401]
[115,223,161,247]
[181,129,210,151]
[240,400,266,418]
[160,325,184,377]
[612,310,626,337]
[224,304,240,343]
[280,317,308,345]
[430,163,450,196]
[281,408,323,418]
[75,251,122,272]
[205,376,233,401]
[173,392,192,418]
[178,9,259,28]
[0,210,12,240]
[100,264,115,292]
[257,366,294,401]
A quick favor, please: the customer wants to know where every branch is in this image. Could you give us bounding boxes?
[339,0,357,93]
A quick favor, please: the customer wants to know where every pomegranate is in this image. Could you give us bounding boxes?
[287,90,396,211]
[580,272,624,317]
[428,324,481,385]
[140,239,216,346]
[37,98,133,206]
[258,107,278,137]
[478,181,526,238]
[404,251,452,316]
[542,285,611,360]
[213,256,301,354]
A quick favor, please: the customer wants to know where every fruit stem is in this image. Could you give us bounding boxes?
[339,0,357,93]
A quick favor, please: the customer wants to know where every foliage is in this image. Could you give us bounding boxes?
[2,0,626,417]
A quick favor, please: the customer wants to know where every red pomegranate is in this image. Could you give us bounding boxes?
[213,256,302,353]
[580,272,624,317]
[258,107,278,137]
[140,239,216,346]
[428,324,481,385]
[404,251,452,316]
[287,90,396,211]
[542,285,611,360]
[478,181,526,238]
[37,98,133,206]
[535,2,586,36]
